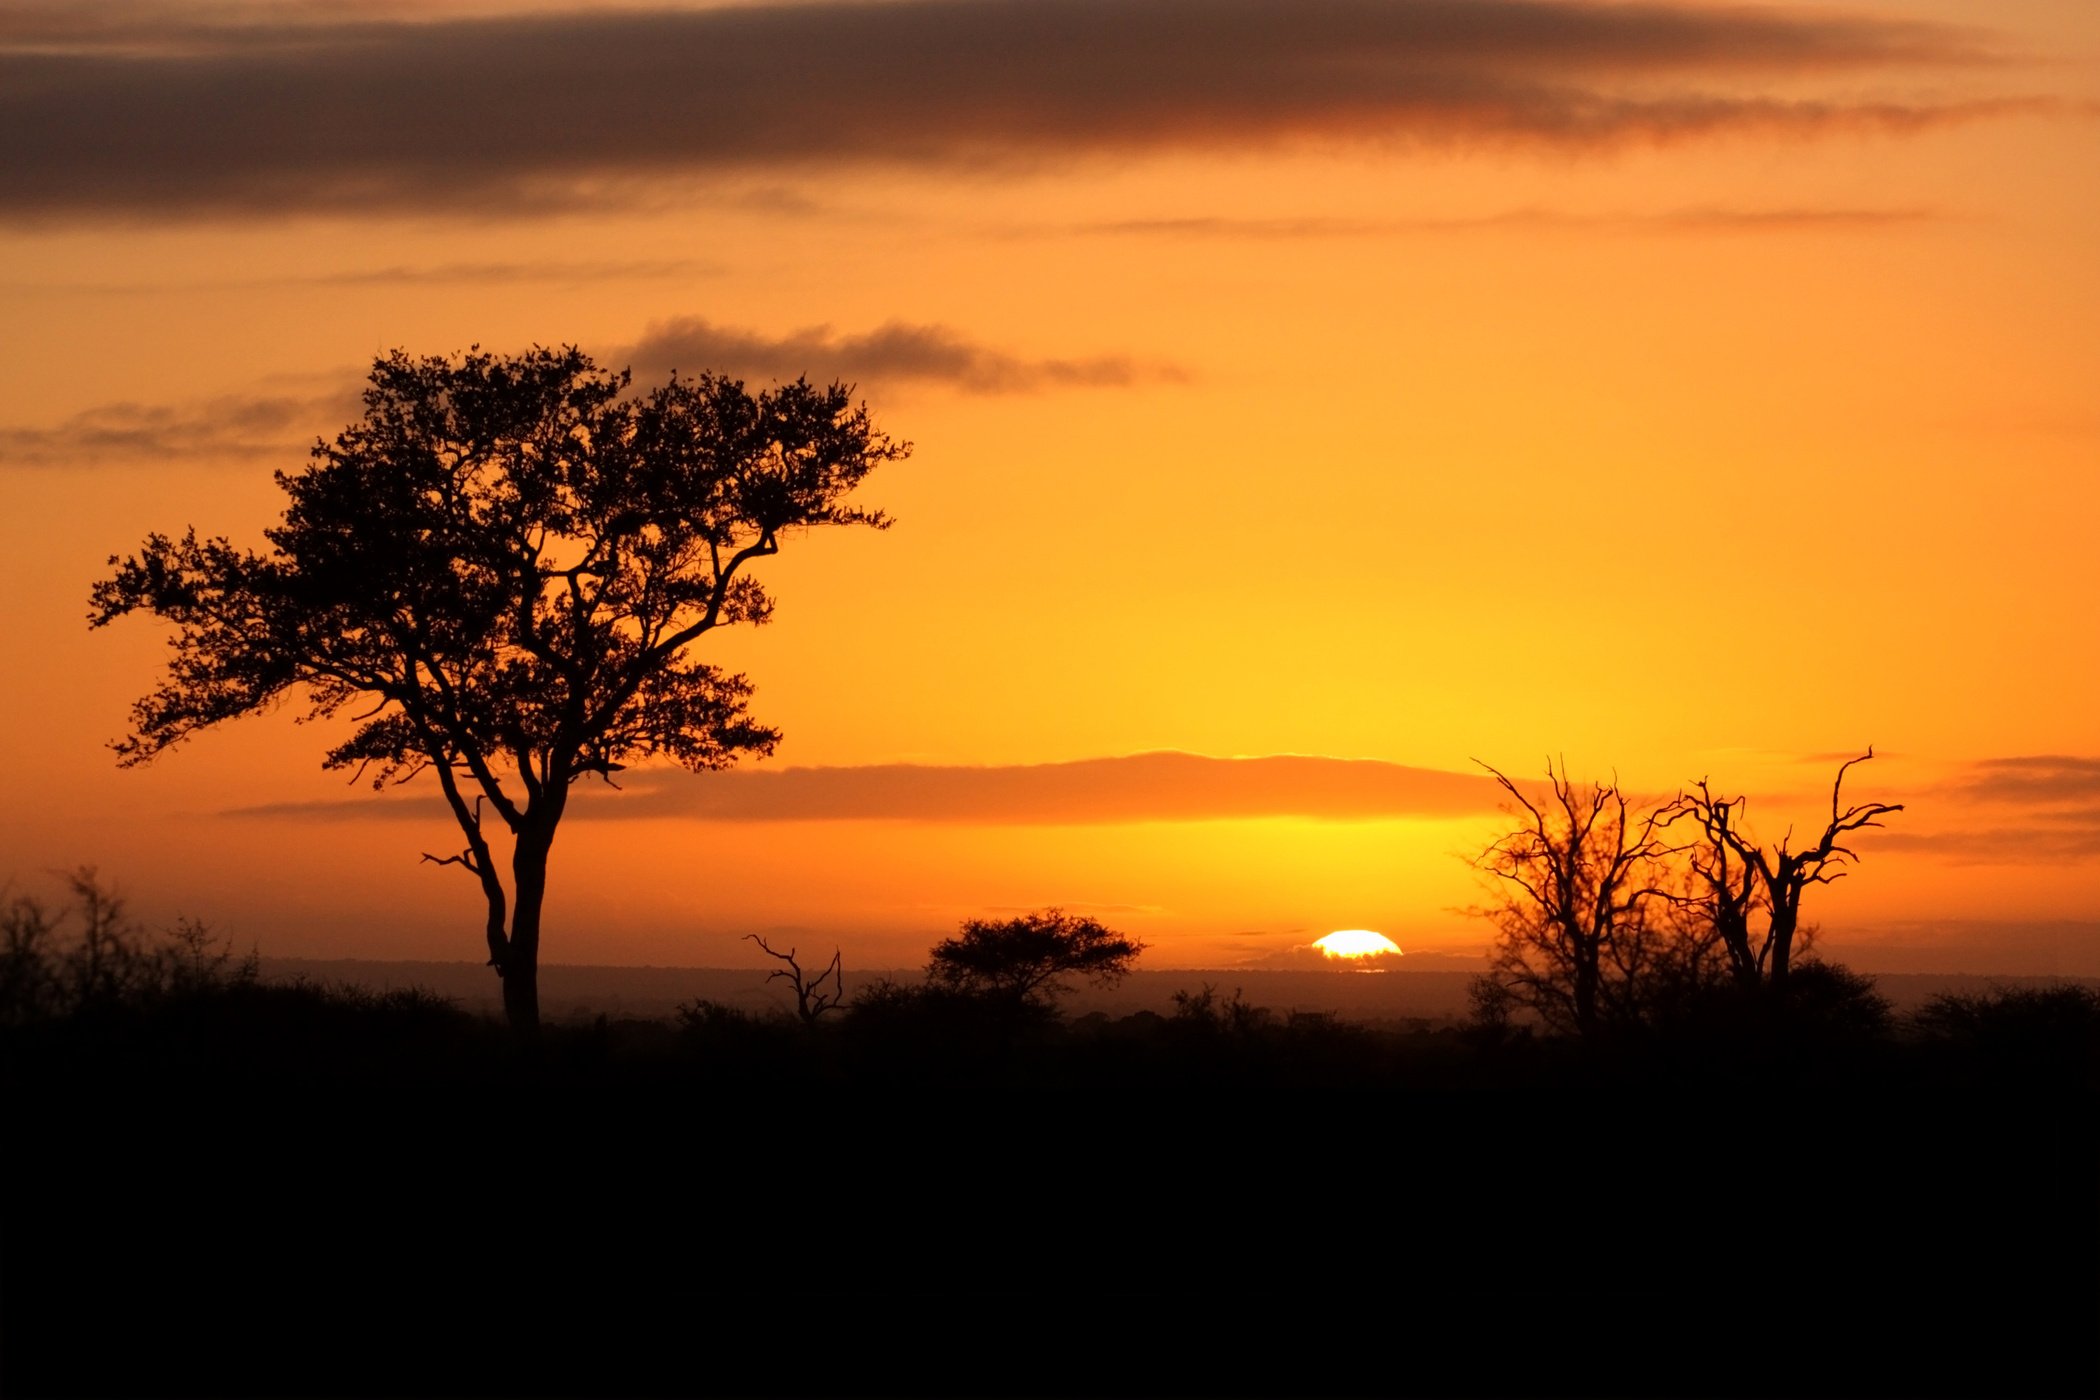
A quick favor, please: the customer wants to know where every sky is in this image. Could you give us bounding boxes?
[3,0,2097,974]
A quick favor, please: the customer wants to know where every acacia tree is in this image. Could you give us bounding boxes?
[1670,749,1903,991]
[925,909,1145,1010]
[1470,762,1700,1038]
[91,346,907,1030]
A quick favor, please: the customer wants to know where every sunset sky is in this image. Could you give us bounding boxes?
[4,0,2097,974]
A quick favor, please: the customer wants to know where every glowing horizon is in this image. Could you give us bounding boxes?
[3,0,2097,978]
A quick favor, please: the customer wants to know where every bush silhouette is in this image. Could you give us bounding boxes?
[0,868,256,1025]
[1914,983,2100,1085]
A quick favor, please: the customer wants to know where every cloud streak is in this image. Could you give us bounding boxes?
[2,257,717,297]
[0,315,1166,467]
[1874,755,2100,864]
[0,389,356,468]
[0,0,2015,221]
[1059,205,1942,240]
[227,751,1508,825]
[625,317,1180,394]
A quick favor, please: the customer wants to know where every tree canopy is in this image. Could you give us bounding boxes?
[925,909,1145,1008]
[91,345,907,1028]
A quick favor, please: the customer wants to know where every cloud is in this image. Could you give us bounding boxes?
[0,315,1164,467]
[1869,755,2100,865]
[625,317,1181,393]
[1949,755,2100,808]
[2,257,717,297]
[1652,207,1938,233]
[0,389,357,468]
[976,902,1165,916]
[0,0,2016,221]
[1058,205,1940,240]
[1872,829,2100,863]
[227,750,1507,825]
[309,257,715,288]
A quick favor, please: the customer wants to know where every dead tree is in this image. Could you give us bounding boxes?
[1672,749,1903,990]
[746,934,845,1027]
[1668,783,1766,988]
[1471,761,1686,1038]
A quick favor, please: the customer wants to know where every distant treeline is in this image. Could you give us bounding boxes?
[7,874,2096,1097]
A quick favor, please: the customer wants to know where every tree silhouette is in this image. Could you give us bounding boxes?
[1469,761,1699,1038]
[1669,749,1902,990]
[91,346,906,1030]
[925,909,1144,1009]
[746,933,846,1027]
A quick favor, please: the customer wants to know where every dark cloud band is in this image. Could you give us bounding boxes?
[0,0,2005,221]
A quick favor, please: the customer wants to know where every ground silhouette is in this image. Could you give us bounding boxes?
[4,875,2093,1398]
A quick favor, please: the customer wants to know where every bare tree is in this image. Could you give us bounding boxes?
[1670,749,1903,990]
[745,934,845,1027]
[1669,782,1766,989]
[1470,761,1694,1038]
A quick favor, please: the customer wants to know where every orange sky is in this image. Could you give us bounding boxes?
[3,0,2097,973]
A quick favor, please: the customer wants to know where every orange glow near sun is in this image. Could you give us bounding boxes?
[1313,930,1403,960]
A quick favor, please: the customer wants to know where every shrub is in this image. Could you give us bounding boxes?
[0,869,256,1024]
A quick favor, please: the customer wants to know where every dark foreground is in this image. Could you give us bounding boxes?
[5,986,2095,1400]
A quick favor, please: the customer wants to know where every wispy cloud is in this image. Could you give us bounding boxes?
[0,314,1167,467]
[1874,755,2100,864]
[2,257,718,298]
[0,389,356,468]
[309,256,714,288]
[1949,755,2100,808]
[1056,205,1940,240]
[226,751,1507,825]
[0,0,2020,222]
[626,317,1182,394]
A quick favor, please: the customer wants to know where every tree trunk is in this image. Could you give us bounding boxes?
[501,821,558,1034]
[1715,904,1761,988]
[1769,906,1797,990]
[1572,951,1600,1038]
[501,950,540,1033]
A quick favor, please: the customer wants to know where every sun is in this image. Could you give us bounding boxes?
[1312,930,1403,961]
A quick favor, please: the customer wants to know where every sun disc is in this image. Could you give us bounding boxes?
[1313,929,1403,960]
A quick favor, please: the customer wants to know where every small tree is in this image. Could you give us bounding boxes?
[1469,761,1696,1038]
[746,934,845,1027]
[91,346,906,1030]
[925,909,1144,1010]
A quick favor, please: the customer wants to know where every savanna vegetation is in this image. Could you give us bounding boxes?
[30,346,2092,1399]
[9,879,2095,1399]
[8,869,2092,1098]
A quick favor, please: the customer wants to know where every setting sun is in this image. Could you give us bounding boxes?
[1312,930,1403,960]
